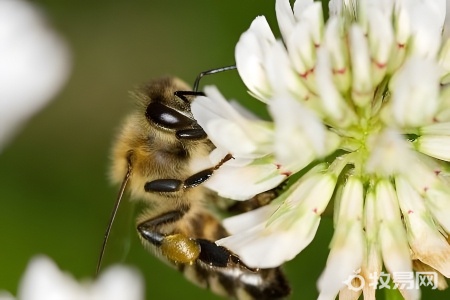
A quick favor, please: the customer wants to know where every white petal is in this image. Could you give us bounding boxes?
[219,173,336,268]
[222,204,278,235]
[205,163,287,200]
[317,178,365,299]
[218,213,320,268]
[192,86,273,157]
[0,0,71,151]
[286,20,316,77]
[400,153,444,199]
[367,7,393,86]
[393,1,411,46]
[317,224,364,300]
[349,25,372,107]
[324,17,346,71]
[419,122,450,135]
[294,2,323,46]
[365,129,414,176]
[363,188,378,243]
[206,119,258,156]
[439,38,450,82]
[407,0,445,59]
[376,180,403,222]
[323,17,351,92]
[18,256,82,300]
[435,87,450,120]
[424,186,450,234]
[376,181,419,300]
[275,0,296,41]
[422,0,446,29]
[92,266,144,300]
[269,93,334,168]
[361,190,382,300]
[247,15,277,43]
[336,176,364,220]
[388,57,440,128]
[315,47,357,127]
[274,169,334,208]
[235,16,275,101]
[386,2,409,72]
[417,135,450,162]
[208,148,253,167]
[228,100,260,121]
[362,0,395,18]
[204,87,273,146]
[193,86,258,131]
[293,0,314,20]
[328,0,344,16]
[396,177,450,277]
[265,40,310,100]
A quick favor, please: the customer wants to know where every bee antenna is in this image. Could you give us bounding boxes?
[193,65,237,92]
[96,160,132,276]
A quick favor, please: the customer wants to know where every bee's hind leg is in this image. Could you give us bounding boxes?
[137,210,199,264]
[137,210,254,270]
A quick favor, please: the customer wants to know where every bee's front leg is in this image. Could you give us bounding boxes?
[137,210,253,270]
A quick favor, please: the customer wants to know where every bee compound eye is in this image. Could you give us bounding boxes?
[145,102,193,130]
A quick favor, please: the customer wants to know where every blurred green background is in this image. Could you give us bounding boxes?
[0,0,448,299]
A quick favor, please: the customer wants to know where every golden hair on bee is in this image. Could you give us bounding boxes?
[110,77,213,201]
[97,69,291,300]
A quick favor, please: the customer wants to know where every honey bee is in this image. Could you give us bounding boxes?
[97,68,291,299]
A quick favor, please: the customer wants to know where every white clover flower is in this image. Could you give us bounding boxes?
[0,256,144,300]
[0,0,71,152]
[192,0,450,299]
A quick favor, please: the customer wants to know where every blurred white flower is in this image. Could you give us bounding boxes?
[0,0,71,151]
[0,292,14,300]
[1,256,144,300]
[192,0,450,299]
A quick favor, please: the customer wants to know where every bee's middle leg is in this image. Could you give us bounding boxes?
[144,154,233,193]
